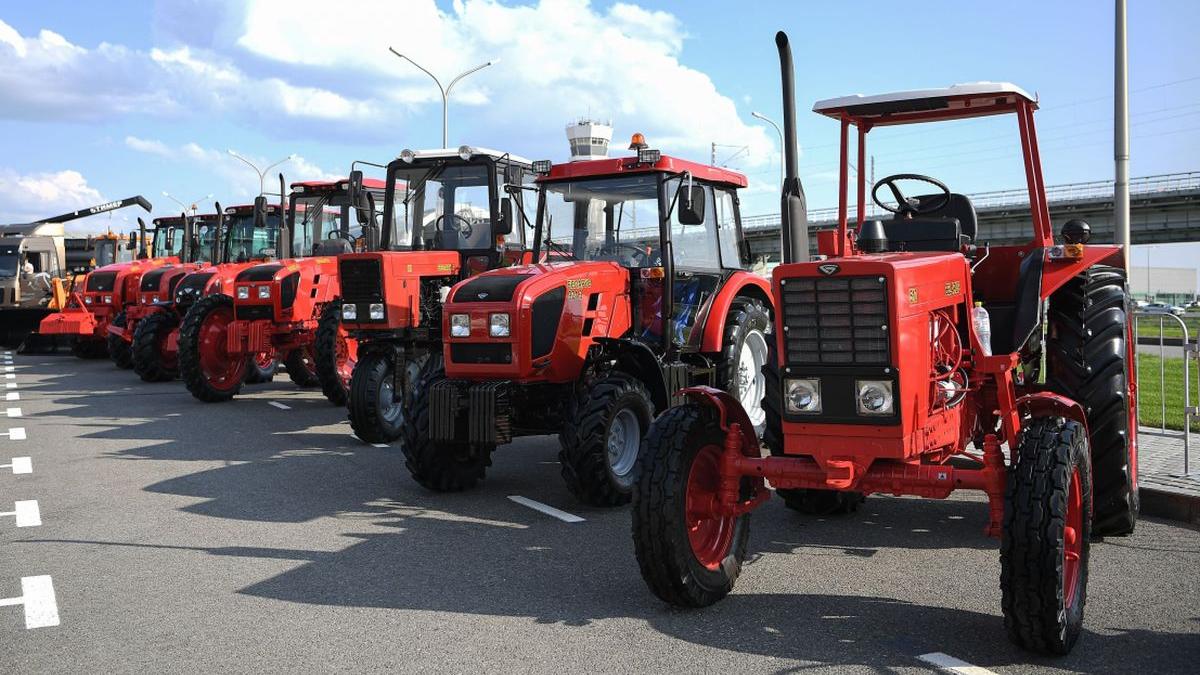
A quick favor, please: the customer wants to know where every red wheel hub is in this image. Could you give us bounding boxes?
[253,351,275,370]
[1063,466,1083,608]
[198,305,245,389]
[685,443,737,571]
[336,327,357,388]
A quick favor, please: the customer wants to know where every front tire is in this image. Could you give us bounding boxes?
[1001,415,1092,655]
[401,357,492,491]
[315,301,357,405]
[179,294,246,402]
[284,346,320,388]
[559,373,654,506]
[131,310,179,382]
[632,404,750,607]
[348,351,427,444]
[107,311,133,369]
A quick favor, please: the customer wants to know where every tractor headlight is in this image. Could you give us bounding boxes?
[84,296,93,304]
[151,295,159,304]
[489,313,510,337]
[236,286,249,300]
[856,380,894,415]
[341,304,357,321]
[369,303,385,320]
[257,285,271,299]
[450,313,471,337]
[785,378,821,414]
[103,294,112,304]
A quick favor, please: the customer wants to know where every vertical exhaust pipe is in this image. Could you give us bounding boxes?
[181,211,194,262]
[278,173,290,258]
[776,31,809,265]
[136,217,149,259]
[212,202,224,263]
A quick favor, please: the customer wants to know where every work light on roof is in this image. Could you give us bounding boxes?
[458,145,475,161]
[532,160,552,175]
[637,148,661,164]
[399,149,416,164]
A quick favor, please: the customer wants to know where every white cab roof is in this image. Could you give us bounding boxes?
[397,146,534,167]
[814,82,1036,117]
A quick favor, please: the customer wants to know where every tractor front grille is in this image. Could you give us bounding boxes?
[236,305,273,321]
[450,343,512,365]
[87,272,117,292]
[339,258,383,304]
[781,275,890,366]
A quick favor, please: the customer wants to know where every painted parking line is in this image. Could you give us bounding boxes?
[0,576,60,629]
[507,495,586,523]
[268,401,291,410]
[918,652,998,675]
[1,457,32,474]
[0,500,41,527]
[5,383,15,389]
[371,443,389,448]
[5,408,21,418]
[4,374,14,379]
[3,366,13,372]
[5,392,17,401]
[1,428,25,440]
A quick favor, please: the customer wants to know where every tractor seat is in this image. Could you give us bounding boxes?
[312,239,353,256]
[884,192,978,252]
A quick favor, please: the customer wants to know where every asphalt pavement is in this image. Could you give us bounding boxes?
[1,351,1198,673]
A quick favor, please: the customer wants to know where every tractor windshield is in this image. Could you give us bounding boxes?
[539,174,662,266]
[390,163,493,252]
[151,223,187,258]
[0,250,17,278]
[292,192,374,252]
[222,213,284,263]
[94,240,118,267]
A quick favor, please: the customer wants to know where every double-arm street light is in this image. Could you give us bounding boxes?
[227,150,295,196]
[162,192,213,217]
[388,48,499,148]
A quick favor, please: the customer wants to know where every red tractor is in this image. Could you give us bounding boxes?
[178,177,387,402]
[340,146,536,439]
[406,140,774,506]
[129,202,285,382]
[631,33,1137,656]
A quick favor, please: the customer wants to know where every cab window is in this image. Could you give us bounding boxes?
[667,179,721,270]
[713,188,744,269]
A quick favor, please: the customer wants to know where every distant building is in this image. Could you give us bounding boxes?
[566,119,612,162]
[1129,265,1197,303]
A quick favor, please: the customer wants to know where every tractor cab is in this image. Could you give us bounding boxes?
[289,178,389,256]
[220,203,289,263]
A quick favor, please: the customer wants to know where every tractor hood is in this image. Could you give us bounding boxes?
[339,250,462,331]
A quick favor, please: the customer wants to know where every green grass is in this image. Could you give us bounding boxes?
[1135,312,1200,340]
[1136,353,1200,432]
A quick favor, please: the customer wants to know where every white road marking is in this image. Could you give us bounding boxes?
[4,374,14,379]
[2,457,32,474]
[507,495,586,523]
[918,652,998,675]
[0,576,60,628]
[268,401,290,410]
[5,392,17,401]
[371,443,389,448]
[3,366,12,372]
[0,500,41,527]
[5,408,21,418]
[5,383,15,389]
[2,428,25,440]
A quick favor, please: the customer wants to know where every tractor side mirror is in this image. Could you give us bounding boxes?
[126,231,138,250]
[356,191,375,229]
[495,197,514,236]
[678,185,706,225]
[253,195,268,228]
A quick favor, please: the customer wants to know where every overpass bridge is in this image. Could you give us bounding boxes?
[743,172,1200,262]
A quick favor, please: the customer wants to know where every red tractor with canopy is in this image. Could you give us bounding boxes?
[405,140,774,506]
[632,33,1137,656]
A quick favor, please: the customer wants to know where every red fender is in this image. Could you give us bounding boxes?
[697,271,772,354]
[1015,391,1089,438]
[680,385,762,458]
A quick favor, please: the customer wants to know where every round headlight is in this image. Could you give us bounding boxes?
[785,378,821,414]
[856,381,894,415]
[399,149,416,163]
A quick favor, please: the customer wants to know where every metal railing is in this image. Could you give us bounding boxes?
[1133,311,1195,475]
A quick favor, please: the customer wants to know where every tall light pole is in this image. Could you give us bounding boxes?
[1114,0,1131,269]
[388,48,499,148]
[162,191,212,217]
[226,150,295,196]
[751,111,785,188]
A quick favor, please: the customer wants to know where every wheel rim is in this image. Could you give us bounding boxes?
[606,408,642,478]
[198,305,245,389]
[1063,466,1083,609]
[685,443,737,570]
[377,372,403,424]
[336,328,358,389]
[737,329,768,428]
[253,351,275,371]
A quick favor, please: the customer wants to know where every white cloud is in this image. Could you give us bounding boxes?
[0,168,135,233]
[124,136,172,157]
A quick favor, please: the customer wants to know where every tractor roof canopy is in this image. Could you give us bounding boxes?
[539,154,748,188]
[814,82,1036,127]
[291,178,389,192]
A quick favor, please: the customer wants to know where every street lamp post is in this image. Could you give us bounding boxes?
[226,150,295,196]
[162,191,213,217]
[751,111,785,188]
[388,48,499,148]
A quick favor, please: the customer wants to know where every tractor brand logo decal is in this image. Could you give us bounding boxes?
[817,263,840,276]
[908,287,919,304]
[566,277,592,299]
[944,280,962,297]
[476,291,489,299]
[437,263,454,272]
[88,201,122,214]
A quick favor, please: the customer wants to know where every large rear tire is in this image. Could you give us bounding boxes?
[284,346,320,388]
[1001,415,1092,655]
[716,297,771,434]
[107,311,133,369]
[1046,265,1137,536]
[131,310,179,382]
[315,301,356,405]
[632,403,750,607]
[559,373,654,506]
[179,294,246,402]
[401,357,492,491]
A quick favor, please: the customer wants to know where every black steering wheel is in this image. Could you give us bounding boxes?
[434,213,473,239]
[871,173,951,217]
[611,241,653,265]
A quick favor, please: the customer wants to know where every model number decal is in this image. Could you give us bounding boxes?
[944,280,961,296]
[908,287,918,304]
[566,277,592,299]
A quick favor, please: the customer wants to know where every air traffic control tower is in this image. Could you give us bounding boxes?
[566,118,612,162]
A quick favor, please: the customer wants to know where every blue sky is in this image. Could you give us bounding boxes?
[0,0,1196,268]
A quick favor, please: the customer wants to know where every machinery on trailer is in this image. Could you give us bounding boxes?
[631,32,1137,656]
[340,146,535,439]
[132,202,286,382]
[1,196,151,348]
[405,139,773,506]
[177,177,388,402]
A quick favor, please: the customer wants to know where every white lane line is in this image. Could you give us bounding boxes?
[268,401,290,410]
[5,382,15,389]
[4,374,14,379]
[371,443,389,448]
[2,457,32,474]
[5,408,21,418]
[3,366,12,372]
[0,500,41,527]
[918,652,998,675]
[1,428,25,440]
[507,495,586,523]
[0,576,60,628]
[5,392,17,401]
